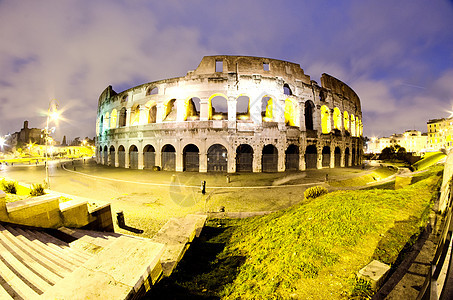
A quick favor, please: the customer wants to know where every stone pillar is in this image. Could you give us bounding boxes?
[156,103,165,123]
[330,147,335,168]
[199,151,208,173]
[278,146,285,172]
[253,146,262,173]
[139,106,148,125]
[314,105,321,132]
[227,146,236,173]
[249,95,262,125]
[176,150,183,172]
[317,150,323,169]
[200,98,210,121]
[176,99,185,122]
[340,148,345,167]
[228,97,237,129]
[138,149,144,170]
[114,148,119,167]
[125,148,130,169]
[125,107,132,127]
[277,99,286,130]
[155,146,162,169]
[299,149,306,171]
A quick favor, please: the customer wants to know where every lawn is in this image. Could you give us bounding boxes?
[411,151,446,171]
[149,165,442,299]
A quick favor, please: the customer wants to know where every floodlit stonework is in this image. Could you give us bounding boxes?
[367,130,428,155]
[95,55,363,173]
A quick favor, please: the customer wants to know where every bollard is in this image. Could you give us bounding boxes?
[226,175,230,184]
[116,211,125,227]
[325,174,329,182]
[73,166,76,171]
[201,180,206,195]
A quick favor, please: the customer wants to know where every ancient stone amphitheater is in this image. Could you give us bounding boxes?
[96,55,363,172]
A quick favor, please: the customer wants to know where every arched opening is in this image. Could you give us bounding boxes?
[236,144,253,172]
[104,113,110,131]
[119,107,127,127]
[356,116,360,137]
[161,144,176,171]
[185,97,200,121]
[109,145,115,166]
[285,144,299,171]
[147,87,158,95]
[283,83,292,96]
[145,101,157,124]
[130,105,140,126]
[305,101,314,131]
[143,145,155,169]
[334,147,341,167]
[110,109,117,129]
[261,96,274,122]
[345,147,350,167]
[129,145,138,169]
[164,99,177,121]
[262,144,278,172]
[99,115,104,134]
[207,144,227,172]
[285,98,297,126]
[236,96,250,121]
[118,145,126,168]
[209,94,228,120]
[103,145,108,164]
[344,111,349,134]
[321,105,331,134]
[333,107,341,131]
[305,145,317,169]
[322,146,331,168]
[351,114,356,137]
[183,144,199,171]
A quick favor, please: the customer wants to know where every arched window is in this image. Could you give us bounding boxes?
[356,116,360,137]
[305,101,314,131]
[119,107,127,127]
[110,109,117,129]
[321,105,331,134]
[343,111,349,133]
[185,97,200,121]
[145,101,157,124]
[99,115,104,134]
[147,87,158,95]
[164,99,177,121]
[261,96,273,122]
[350,114,356,137]
[104,112,110,131]
[283,84,292,96]
[130,105,140,126]
[333,107,341,130]
[210,95,228,120]
[236,96,250,120]
[284,98,297,126]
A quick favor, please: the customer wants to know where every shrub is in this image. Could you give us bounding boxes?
[1,180,17,194]
[304,186,328,199]
[30,183,45,196]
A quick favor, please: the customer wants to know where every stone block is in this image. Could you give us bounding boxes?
[357,260,391,290]
[60,199,90,228]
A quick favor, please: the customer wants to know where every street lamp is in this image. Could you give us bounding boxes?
[44,99,59,188]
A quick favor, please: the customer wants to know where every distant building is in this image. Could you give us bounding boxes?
[5,121,44,151]
[427,117,453,151]
[366,130,427,155]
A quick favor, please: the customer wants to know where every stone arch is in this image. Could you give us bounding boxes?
[184,97,200,121]
[109,145,115,166]
[236,95,250,121]
[207,144,227,172]
[356,116,360,137]
[129,145,138,169]
[119,107,127,127]
[351,114,356,137]
[99,115,104,134]
[305,145,317,169]
[118,145,126,167]
[104,112,110,131]
[103,145,108,165]
[322,146,331,168]
[145,101,157,124]
[261,96,274,122]
[164,99,177,121]
[284,98,298,126]
[209,93,228,120]
[283,83,292,96]
[321,105,331,134]
[143,144,155,169]
[183,144,199,171]
[130,105,140,126]
[146,86,158,96]
[236,144,253,172]
[262,144,278,172]
[161,144,176,171]
[333,107,341,130]
[305,101,315,131]
[344,111,350,133]
[334,147,341,167]
[110,109,117,129]
[285,144,299,171]
[345,147,350,167]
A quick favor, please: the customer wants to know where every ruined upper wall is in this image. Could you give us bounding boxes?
[192,55,311,84]
[320,73,361,111]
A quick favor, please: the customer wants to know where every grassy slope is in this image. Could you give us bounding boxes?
[329,167,396,187]
[203,167,441,299]
[412,152,446,171]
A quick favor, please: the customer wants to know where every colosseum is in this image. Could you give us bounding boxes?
[95,55,363,173]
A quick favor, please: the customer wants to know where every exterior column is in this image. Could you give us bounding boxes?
[228,97,237,129]
[277,99,286,129]
[125,108,132,127]
[176,99,185,122]
[155,147,162,169]
[138,149,144,170]
[278,147,285,172]
[330,147,335,168]
[314,105,321,132]
[114,148,119,167]
[200,98,209,121]
[253,146,262,172]
[199,151,207,173]
[227,146,236,173]
[125,149,130,168]
[139,106,148,125]
[340,149,345,167]
[156,103,165,123]
[249,94,262,125]
[317,150,323,169]
[299,149,306,171]
[176,151,183,172]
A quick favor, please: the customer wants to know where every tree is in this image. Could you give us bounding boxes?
[379,146,396,160]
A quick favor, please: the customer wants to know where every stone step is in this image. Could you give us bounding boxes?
[6,226,78,272]
[0,281,14,300]
[0,225,70,278]
[0,241,51,294]
[0,227,61,285]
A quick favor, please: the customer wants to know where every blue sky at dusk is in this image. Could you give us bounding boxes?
[1,0,452,141]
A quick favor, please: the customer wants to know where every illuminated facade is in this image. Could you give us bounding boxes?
[427,117,453,151]
[367,130,427,155]
[96,56,363,172]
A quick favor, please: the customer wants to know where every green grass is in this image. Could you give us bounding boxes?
[157,166,441,299]
[412,152,446,171]
[329,166,396,187]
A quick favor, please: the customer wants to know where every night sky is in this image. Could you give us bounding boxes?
[1,0,452,142]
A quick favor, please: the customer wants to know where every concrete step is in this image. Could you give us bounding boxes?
[0,281,14,300]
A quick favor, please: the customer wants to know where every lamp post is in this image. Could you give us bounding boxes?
[45,99,59,188]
